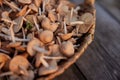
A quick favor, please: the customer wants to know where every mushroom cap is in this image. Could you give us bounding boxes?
[17,5,28,16]
[58,32,73,40]
[79,13,94,33]
[39,60,58,76]
[39,30,53,44]
[0,53,10,68]
[7,42,21,48]
[9,55,29,74]
[13,16,24,33]
[41,17,51,30]
[60,41,74,57]
[27,38,43,56]
[50,23,59,32]
[18,0,32,4]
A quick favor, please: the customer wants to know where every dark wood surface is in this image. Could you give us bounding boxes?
[55,0,120,80]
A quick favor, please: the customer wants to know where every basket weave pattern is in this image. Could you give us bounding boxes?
[38,0,96,80]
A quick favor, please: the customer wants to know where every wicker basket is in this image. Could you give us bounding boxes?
[37,0,96,80]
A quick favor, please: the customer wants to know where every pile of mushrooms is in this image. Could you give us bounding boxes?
[0,0,94,79]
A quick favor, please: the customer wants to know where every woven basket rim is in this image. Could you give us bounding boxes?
[37,4,96,80]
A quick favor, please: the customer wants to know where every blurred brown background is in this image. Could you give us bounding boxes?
[55,0,120,80]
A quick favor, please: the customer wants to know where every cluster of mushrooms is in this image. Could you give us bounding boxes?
[0,0,94,80]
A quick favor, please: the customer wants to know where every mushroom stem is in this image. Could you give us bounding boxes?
[39,8,42,15]
[24,8,31,17]
[0,72,13,77]
[0,33,30,42]
[1,18,17,24]
[19,65,28,76]
[40,58,49,68]
[42,0,46,13]
[33,16,40,31]
[70,21,84,25]
[70,7,74,20]
[4,0,21,11]
[43,56,67,60]
[33,46,48,53]
[0,49,10,54]
[10,23,15,43]
[56,36,61,45]
[0,62,4,70]
[64,21,67,34]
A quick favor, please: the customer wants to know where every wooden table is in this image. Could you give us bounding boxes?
[54,0,120,80]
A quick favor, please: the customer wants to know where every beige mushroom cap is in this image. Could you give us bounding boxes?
[39,30,53,44]
[18,0,32,4]
[27,38,43,56]
[0,53,10,69]
[39,60,58,76]
[60,41,74,57]
[9,55,29,74]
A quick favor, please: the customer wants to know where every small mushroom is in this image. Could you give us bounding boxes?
[1,11,11,20]
[60,41,74,57]
[58,21,73,40]
[0,33,30,42]
[18,0,32,4]
[29,3,38,12]
[27,38,48,56]
[38,60,58,76]
[41,17,58,32]
[4,0,21,11]
[13,16,24,33]
[48,11,57,22]
[0,0,3,6]
[35,52,66,68]
[0,53,10,69]
[34,0,42,7]
[17,5,28,16]
[78,12,94,33]
[39,30,53,44]
[9,55,29,75]
[7,42,21,48]
[1,27,11,35]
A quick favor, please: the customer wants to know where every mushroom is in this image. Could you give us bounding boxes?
[27,38,48,56]
[0,53,10,70]
[41,17,59,32]
[9,55,29,75]
[18,0,32,4]
[0,0,3,6]
[35,52,66,68]
[4,0,21,11]
[34,0,42,7]
[78,12,94,33]
[60,41,74,57]
[13,16,24,33]
[1,27,11,35]
[0,33,30,42]
[17,5,28,17]
[39,30,53,44]
[1,11,11,20]
[7,42,21,48]
[58,21,73,40]
[29,3,38,12]
[38,60,58,76]
[48,10,57,22]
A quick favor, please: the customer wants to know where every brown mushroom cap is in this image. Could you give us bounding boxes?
[41,17,51,30]
[58,32,73,41]
[27,38,43,56]
[60,41,74,57]
[79,13,94,33]
[18,0,32,4]
[0,53,10,69]
[9,55,29,74]
[38,60,58,76]
[39,30,53,44]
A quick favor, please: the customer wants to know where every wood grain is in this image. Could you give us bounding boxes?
[76,3,120,80]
